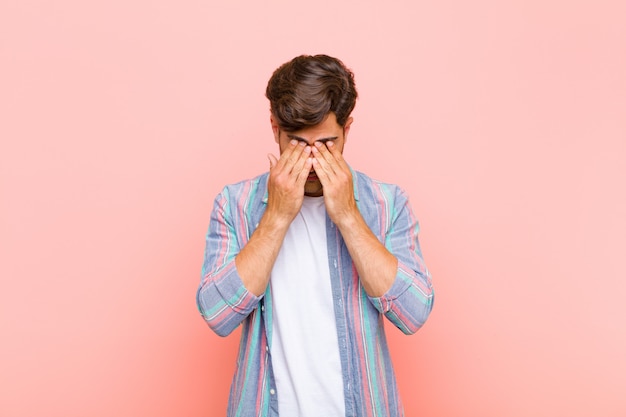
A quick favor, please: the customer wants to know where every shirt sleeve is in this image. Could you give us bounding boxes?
[367,188,434,335]
[196,189,262,337]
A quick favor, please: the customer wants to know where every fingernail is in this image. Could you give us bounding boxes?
[314,142,323,148]
[290,139,297,145]
[327,141,334,147]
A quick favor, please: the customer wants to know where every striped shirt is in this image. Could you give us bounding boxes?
[197,169,434,417]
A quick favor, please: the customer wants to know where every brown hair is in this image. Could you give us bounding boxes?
[265,54,358,132]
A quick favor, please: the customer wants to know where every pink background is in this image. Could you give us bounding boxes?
[2,1,625,416]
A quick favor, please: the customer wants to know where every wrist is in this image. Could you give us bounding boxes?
[333,207,363,231]
[259,208,293,233]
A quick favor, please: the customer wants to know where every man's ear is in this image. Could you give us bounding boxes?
[270,114,280,143]
[343,116,354,142]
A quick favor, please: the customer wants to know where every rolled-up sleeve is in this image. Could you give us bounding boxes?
[196,190,262,337]
[368,189,434,335]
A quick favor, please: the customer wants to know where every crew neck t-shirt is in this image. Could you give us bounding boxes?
[270,196,345,416]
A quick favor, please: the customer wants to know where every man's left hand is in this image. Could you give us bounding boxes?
[311,141,358,226]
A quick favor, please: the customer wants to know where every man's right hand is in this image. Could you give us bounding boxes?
[233,140,312,296]
[266,139,313,226]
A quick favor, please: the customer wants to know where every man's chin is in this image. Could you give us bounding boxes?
[304,182,323,197]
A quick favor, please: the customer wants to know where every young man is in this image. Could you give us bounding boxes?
[197,55,434,417]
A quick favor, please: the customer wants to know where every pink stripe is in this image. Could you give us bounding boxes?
[405,198,420,258]
[398,263,430,295]
[353,269,374,415]
[372,182,388,240]
[214,194,231,269]
[238,181,252,244]
[253,315,266,413]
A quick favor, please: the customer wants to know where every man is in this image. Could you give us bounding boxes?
[197,54,434,417]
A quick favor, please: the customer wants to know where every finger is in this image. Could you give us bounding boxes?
[290,145,312,178]
[325,141,348,169]
[295,157,314,187]
[311,156,331,187]
[274,139,300,170]
[281,140,308,172]
[312,142,337,176]
[268,153,278,170]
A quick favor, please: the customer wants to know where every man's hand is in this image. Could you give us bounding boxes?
[312,140,397,297]
[266,139,313,225]
[311,141,358,226]
[233,140,312,297]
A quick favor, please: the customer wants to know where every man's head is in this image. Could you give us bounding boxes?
[266,55,358,197]
[266,54,358,132]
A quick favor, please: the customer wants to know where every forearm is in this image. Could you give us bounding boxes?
[235,210,291,296]
[361,192,434,334]
[335,211,398,297]
[197,204,292,335]
[335,200,434,335]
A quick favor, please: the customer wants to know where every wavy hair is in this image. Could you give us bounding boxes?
[265,55,358,131]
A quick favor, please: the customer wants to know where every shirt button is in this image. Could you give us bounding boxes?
[270,389,276,395]
[261,305,265,311]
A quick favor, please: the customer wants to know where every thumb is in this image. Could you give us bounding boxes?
[267,153,278,169]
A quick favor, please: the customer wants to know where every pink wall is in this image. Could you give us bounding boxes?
[2,1,625,416]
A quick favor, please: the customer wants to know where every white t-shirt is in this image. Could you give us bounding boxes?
[270,196,345,416]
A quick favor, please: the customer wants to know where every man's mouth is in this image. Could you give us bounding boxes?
[307,171,318,181]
